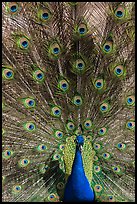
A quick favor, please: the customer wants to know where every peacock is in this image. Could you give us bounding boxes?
[2,2,135,202]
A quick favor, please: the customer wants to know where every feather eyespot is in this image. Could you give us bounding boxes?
[10,5,18,13]
[94,143,101,150]
[18,159,30,168]
[48,193,56,201]
[51,106,61,117]
[115,6,125,18]
[24,122,36,132]
[49,42,62,59]
[38,8,52,23]
[55,130,63,138]
[66,121,75,131]
[94,156,98,161]
[59,144,65,150]
[12,185,22,194]
[53,153,61,160]
[98,127,107,136]
[100,102,110,113]
[77,23,88,36]
[37,144,47,152]
[102,153,110,160]
[57,182,64,190]
[33,70,45,83]
[42,12,49,20]
[23,98,36,109]
[126,120,135,130]
[86,135,92,141]
[6,2,20,14]
[84,119,92,130]
[2,68,14,80]
[3,150,13,159]
[73,95,83,106]
[117,143,126,150]
[102,38,113,54]
[75,59,85,71]
[17,37,30,50]
[114,65,124,77]
[94,79,104,90]
[58,79,69,92]
[94,184,102,192]
[94,165,101,173]
[126,95,135,106]
[108,195,115,202]
[112,166,121,174]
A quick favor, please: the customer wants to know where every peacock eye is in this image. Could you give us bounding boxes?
[77,23,88,36]
[79,27,85,34]
[58,79,69,92]
[115,6,125,18]
[126,121,135,130]
[18,158,30,168]
[6,2,20,14]
[102,41,113,54]
[59,144,65,150]
[38,8,52,23]
[102,153,110,160]
[37,144,47,152]
[94,156,98,161]
[42,12,49,19]
[112,166,121,174]
[100,102,110,113]
[3,150,13,159]
[108,195,115,201]
[94,79,104,90]
[73,96,83,106]
[53,47,59,54]
[53,153,61,160]
[18,37,30,50]
[2,69,14,80]
[114,65,124,76]
[100,105,106,111]
[117,143,126,150]
[15,186,21,191]
[84,119,92,130]
[50,43,61,55]
[55,130,63,138]
[57,182,64,190]
[94,165,101,173]
[48,193,56,201]
[126,95,135,106]
[48,42,62,59]
[22,41,28,48]
[23,98,36,109]
[12,185,22,194]
[76,60,85,70]
[33,70,45,82]
[98,127,107,136]
[72,58,86,74]
[51,106,61,117]
[94,184,102,192]
[96,82,102,88]
[94,143,101,150]
[24,122,36,132]
[66,122,75,131]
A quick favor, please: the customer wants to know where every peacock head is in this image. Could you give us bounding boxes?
[75,135,84,152]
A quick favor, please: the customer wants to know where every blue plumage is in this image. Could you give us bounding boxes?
[63,136,95,202]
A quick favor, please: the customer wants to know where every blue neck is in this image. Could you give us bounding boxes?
[63,146,95,202]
